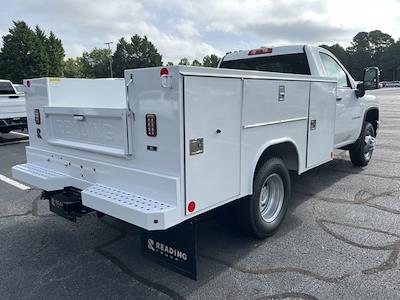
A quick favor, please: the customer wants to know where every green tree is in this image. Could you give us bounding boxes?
[191,59,202,66]
[368,30,394,65]
[348,32,371,52]
[112,38,131,78]
[0,21,65,82]
[112,35,162,77]
[0,21,45,83]
[345,30,394,79]
[346,32,374,80]
[381,40,400,80]
[178,57,190,65]
[79,48,111,78]
[46,31,65,76]
[63,57,82,78]
[202,54,220,67]
[34,25,50,76]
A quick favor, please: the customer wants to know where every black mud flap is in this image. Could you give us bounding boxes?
[142,219,197,280]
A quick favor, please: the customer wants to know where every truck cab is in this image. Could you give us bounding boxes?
[0,79,27,134]
[219,45,379,150]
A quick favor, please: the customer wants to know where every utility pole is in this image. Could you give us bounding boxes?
[104,41,113,78]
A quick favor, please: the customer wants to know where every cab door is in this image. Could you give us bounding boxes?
[319,52,362,147]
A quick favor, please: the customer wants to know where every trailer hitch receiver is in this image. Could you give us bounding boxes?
[41,188,92,222]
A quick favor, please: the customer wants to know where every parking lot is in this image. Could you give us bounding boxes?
[0,88,399,299]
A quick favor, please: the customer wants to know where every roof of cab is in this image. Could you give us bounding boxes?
[222,45,307,62]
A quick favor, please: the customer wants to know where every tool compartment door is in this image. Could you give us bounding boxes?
[307,81,337,168]
[184,76,242,214]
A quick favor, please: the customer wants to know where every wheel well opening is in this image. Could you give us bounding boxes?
[365,109,379,136]
[255,142,299,176]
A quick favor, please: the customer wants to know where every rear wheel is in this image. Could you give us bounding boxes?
[234,157,291,238]
[349,122,375,167]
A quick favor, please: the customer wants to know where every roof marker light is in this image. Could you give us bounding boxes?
[248,47,273,56]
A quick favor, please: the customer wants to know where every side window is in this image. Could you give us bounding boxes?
[319,53,349,88]
[0,82,16,95]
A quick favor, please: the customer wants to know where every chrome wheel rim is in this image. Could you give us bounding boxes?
[259,173,284,223]
[364,140,372,161]
[363,128,374,161]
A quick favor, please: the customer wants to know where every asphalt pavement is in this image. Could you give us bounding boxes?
[1,88,400,299]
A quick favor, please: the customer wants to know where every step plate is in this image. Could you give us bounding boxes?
[82,184,175,230]
[12,163,71,191]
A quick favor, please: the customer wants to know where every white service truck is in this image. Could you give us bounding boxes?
[0,79,27,134]
[12,45,379,278]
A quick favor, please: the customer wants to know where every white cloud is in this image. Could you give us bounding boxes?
[0,0,399,63]
[0,0,219,62]
[64,43,87,58]
[175,20,201,38]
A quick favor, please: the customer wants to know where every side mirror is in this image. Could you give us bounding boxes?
[355,82,365,98]
[363,67,380,90]
[355,67,380,98]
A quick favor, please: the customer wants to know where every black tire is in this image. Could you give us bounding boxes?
[349,122,375,167]
[234,157,291,239]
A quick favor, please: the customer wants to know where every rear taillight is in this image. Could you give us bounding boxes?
[248,47,272,55]
[34,109,41,124]
[160,67,169,76]
[145,114,157,137]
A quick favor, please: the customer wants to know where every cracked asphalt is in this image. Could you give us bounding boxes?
[1,88,400,300]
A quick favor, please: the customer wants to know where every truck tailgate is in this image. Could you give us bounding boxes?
[44,106,132,157]
[0,95,26,118]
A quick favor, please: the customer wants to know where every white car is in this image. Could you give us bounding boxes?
[385,81,400,87]
[0,79,27,134]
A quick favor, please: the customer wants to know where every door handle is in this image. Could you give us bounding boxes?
[73,115,85,121]
[336,97,342,101]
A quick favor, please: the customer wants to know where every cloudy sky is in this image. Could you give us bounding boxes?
[1,0,400,63]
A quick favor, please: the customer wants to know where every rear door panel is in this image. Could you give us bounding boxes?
[44,106,132,157]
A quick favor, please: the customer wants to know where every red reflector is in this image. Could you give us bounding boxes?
[145,113,157,137]
[34,109,40,124]
[160,67,169,76]
[248,47,273,55]
[188,201,196,213]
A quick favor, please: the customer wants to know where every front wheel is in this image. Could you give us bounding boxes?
[234,157,291,239]
[349,121,375,167]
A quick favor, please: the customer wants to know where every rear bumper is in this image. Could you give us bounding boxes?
[0,117,27,132]
[12,163,179,230]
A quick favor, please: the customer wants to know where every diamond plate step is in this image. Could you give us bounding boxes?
[12,163,71,191]
[82,184,176,230]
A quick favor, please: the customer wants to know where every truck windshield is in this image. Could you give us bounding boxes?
[0,82,16,95]
[219,53,311,75]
